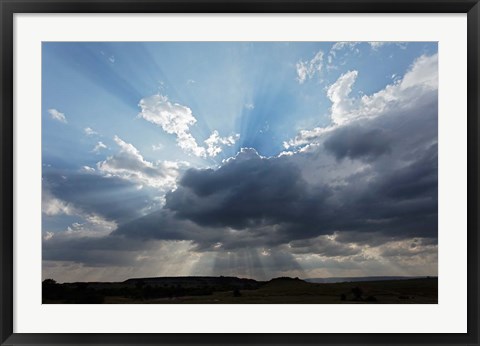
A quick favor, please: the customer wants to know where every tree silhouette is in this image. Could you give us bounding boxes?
[43,278,57,285]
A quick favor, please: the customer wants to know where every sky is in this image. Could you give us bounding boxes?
[42,41,438,282]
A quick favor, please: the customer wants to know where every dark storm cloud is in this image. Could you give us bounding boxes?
[113,209,210,242]
[113,207,320,251]
[378,144,437,201]
[324,126,392,161]
[322,88,437,164]
[311,92,438,239]
[334,143,438,238]
[165,148,331,230]
[115,101,437,248]
[44,171,158,223]
[42,234,154,266]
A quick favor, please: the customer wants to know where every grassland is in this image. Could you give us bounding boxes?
[159,277,437,304]
[43,276,437,304]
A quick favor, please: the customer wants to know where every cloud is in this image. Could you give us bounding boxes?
[369,42,408,50]
[111,53,438,255]
[351,53,438,120]
[43,239,200,282]
[138,94,239,158]
[379,238,437,258]
[323,126,392,161]
[42,189,77,216]
[43,170,160,224]
[116,104,436,248]
[326,42,361,71]
[288,235,361,257]
[113,209,201,241]
[286,53,438,146]
[283,126,334,149]
[400,54,438,90]
[92,141,107,153]
[43,234,154,267]
[138,94,197,144]
[204,131,239,157]
[45,129,437,275]
[84,127,98,136]
[97,135,180,190]
[111,148,326,251]
[296,50,324,83]
[327,70,359,125]
[165,148,329,232]
[368,42,386,50]
[48,109,67,123]
[329,42,361,58]
[45,215,118,241]
[82,166,95,173]
[66,215,117,238]
[44,232,54,241]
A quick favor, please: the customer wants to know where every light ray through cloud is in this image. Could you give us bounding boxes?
[42,41,438,283]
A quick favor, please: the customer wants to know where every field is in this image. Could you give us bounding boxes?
[43,276,437,304]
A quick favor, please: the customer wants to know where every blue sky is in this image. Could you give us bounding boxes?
[42,42,436,162]
[42,42,438,282]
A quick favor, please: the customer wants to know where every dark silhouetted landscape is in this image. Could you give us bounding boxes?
[42,276,438,304]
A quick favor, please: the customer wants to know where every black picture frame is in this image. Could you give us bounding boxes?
[1,0,479,345]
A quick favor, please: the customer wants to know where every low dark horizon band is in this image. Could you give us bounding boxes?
[1,0,479,345]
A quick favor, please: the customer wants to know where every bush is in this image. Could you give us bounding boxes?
[351,286,363,301]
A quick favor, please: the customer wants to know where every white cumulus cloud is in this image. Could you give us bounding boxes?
[327,70,359,125]
[204,131,239,157]
[285,53,438,148]
[138,94,239,158]
[97,135,180,190]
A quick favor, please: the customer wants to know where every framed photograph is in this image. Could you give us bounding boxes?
[1,0,479,345]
